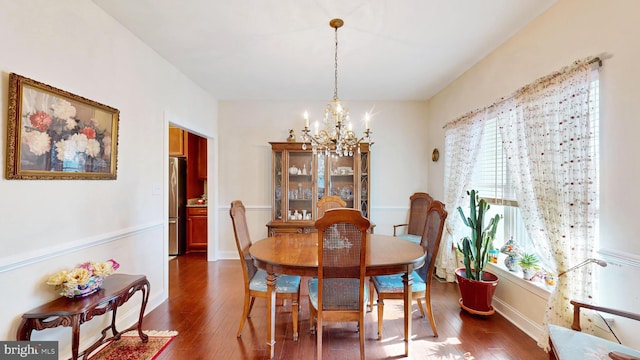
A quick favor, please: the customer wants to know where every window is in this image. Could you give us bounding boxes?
[467,75,600,272]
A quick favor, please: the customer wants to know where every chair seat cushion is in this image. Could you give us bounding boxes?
[249,269,300,293]
[548,324,640,360]
[371,270,426,293]
[308,278,368,311]
[397,234,421,244]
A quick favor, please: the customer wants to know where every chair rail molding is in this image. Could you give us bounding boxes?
[598,248,640,269]
[0,221,164,273]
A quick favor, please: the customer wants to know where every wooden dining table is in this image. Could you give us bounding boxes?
[250,232,426,359]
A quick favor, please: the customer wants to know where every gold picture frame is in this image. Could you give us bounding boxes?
[6,73,119,180]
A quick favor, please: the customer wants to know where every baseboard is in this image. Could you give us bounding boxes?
[492,296,544,342]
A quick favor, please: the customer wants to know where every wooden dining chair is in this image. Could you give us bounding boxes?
[393,192,434,244]
[317,195,347,218]
[229,200,301,340]
[308,208,370,360]
[369,200,447,339]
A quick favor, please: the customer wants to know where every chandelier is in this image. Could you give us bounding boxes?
[300,18,373,157]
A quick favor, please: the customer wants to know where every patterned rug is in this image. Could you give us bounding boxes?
[88,330,177,360]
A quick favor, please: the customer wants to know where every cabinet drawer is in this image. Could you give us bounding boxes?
[187,207,208,216]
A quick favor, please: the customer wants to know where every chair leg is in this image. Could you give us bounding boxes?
[377,297,384,340]
[247,297,256,317]
[416,297,426,318]
[316,318,323,360]
[359,314,366,360]
[236,293,253,337]
[425,288,438,337]
[367,278,374,312]
[309,300,316,334]
[292,296,299,341]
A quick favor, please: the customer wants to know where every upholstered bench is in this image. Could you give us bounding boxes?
[549,300,640,360]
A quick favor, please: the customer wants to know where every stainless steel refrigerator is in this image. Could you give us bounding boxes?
[169,156,187,255]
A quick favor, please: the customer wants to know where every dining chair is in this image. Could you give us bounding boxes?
[229,200,301,340]
[369,200,447,339]
[316,195,347,218]
[308,208,370,360]
[393,192,434,244]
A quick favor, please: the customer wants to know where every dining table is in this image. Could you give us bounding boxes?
[249,232,426,359]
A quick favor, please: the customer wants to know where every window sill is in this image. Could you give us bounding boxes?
[486,256,553,300]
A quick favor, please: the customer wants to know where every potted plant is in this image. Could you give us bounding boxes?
[455,190,501,315]
[518,253,540,280]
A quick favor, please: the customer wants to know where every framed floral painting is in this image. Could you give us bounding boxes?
[6,73,119,180]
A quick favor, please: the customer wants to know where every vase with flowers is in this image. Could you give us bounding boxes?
[46,259,119,298]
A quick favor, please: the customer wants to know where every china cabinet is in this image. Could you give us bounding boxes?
[266,142,370,235]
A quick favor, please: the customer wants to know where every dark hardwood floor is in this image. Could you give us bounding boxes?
[142,253,548,359]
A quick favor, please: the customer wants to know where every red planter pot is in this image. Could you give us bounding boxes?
[455,267,499,315]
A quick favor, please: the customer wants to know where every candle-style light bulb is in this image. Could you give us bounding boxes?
[314,121,319,135]
[304,111,309,128]
[365,112,370,130]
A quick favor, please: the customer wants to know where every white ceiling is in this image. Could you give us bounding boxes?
[92,0,557,101]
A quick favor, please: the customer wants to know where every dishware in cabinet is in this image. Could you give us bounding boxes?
[267,142,370,235]
[268,142,315,235]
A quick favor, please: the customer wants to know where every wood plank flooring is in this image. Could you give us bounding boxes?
[141,253,548,359]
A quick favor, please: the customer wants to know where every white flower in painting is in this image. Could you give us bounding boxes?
[55,139,79,161]
[86,139,101,157]
[70,133,88,153]
[23,131,51,156]
[51,99,76,121]
[64,118,77,130]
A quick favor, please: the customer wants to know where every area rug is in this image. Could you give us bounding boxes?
[88,330,178,360]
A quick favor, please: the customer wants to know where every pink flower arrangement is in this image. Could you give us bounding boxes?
[46,259,120,297]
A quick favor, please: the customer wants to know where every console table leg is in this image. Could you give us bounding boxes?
[71,315,81,360]
[137,280,150,342]
[16,319,33,341]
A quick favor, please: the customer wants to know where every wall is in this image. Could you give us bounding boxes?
[0,1,217,356]
[427,0,640,348]
[216,100,429,258]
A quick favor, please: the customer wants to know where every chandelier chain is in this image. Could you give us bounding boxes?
[334,26,339,101]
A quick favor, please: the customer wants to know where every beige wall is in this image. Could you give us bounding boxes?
[427,0,640,347]
[216,100,429,257]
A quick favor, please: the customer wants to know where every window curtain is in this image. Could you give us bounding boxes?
[435,110,486,282]
[494,57,600,348]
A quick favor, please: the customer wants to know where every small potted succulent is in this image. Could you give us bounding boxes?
[518,253,540,280]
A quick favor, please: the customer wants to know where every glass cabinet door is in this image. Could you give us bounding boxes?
[327,152,356,209]
[287,151,313,221]
[359,150,369,217]
[273,151,283,221]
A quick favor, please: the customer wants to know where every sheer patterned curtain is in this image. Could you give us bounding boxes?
[495,58,600,348]
[435,110,486,282]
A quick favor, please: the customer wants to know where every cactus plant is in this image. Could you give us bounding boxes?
[457,190,501,281]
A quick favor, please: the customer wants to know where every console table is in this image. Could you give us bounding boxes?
[16,274,150,360]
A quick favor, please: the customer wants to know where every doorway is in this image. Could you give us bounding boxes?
[168,125,208,257]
